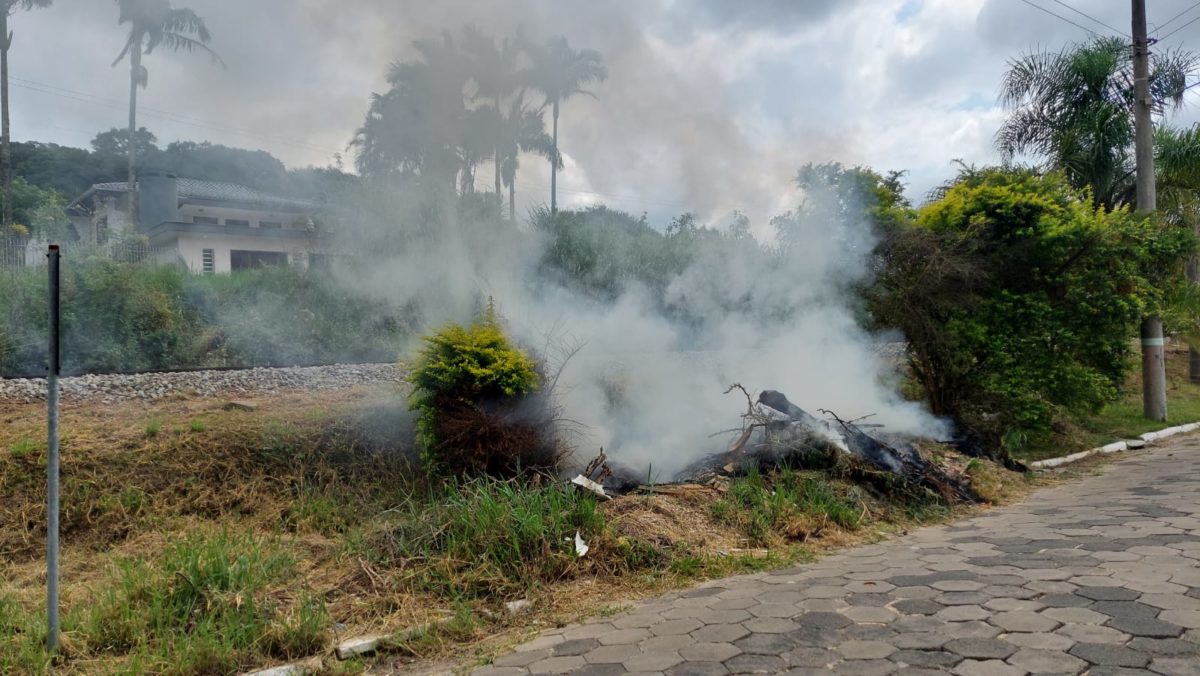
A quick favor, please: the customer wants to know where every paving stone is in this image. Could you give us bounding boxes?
[741,617,798,634]
[1005,647,1087,673]
[1105,615,1186,638]
[722,653,787,673]
[781,647,836,667]
[1040,606,1108,625]
[597,628,653,646]
[838,640,896,660]
[832,658,898,675]
[944,638,1017,660]
[622,651,685,672]
[1069,642,1152,667]
[942,621,1003,639]
[527,655,587,674]
[582,644,641,664]
[847,593,894,607]
[1002,631,1076,651]
[494,649,551,667]
[951,659,1025,676]
[474,668,527,676]
[1056,622,1132,644]
[841,606,899,624]
[990,610,1061,632]
[1038,593,1093,608]
[571,664,628,676]
[889,649,962,667]
[1075,586,1141,601]
[678,642,740,662]
[690,624,750,643]
[891,632,951,650]
[1160,609,1200,629]
[1149,657,1200,675]
[1126,636,1200,655]
[552,639,602,657]
[664,662,729,676]
[937,592,993,606]
[891,599,942,615]
[650,620,704,637]
[642,635,699,652]
[733,632,797,655]
[984,598,1044,612]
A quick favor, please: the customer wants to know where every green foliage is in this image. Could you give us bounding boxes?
[144,419,162,438]
[407,305,543,475]
[80,529,327,673]
[0,261,408,375]
[872,167,1195,450]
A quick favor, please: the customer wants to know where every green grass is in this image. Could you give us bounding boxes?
[144,419,162,438]
[189,420,207,433]
[713,467,865,545]
[8,438,39,460]
[1016,351,1200,461]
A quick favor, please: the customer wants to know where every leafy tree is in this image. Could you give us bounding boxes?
[997,37,1198,209]
[0,0,52,233]
[111,0,220,221]
[461,25,519,198]
[0,174,60,237]
[871,167,1194,454]
[91,126,158,157]
[524,35,606,213]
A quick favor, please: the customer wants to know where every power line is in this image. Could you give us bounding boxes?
[1046,0,1124,35]
[1155,1,1200,32]
[1017,0,1104,37]
[1158,11,1200,41]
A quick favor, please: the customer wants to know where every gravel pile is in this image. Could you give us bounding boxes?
[0,363,403,404]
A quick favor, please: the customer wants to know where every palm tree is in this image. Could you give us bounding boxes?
[499,90,559,221]
[996,36,1197,209]
[461,26,518,197]
[524,35,606,213]
[0,0,51,234]
[112,0,219,224]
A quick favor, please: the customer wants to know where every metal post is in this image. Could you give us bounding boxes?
[1132,0,1167,421]
[46,244,60,653]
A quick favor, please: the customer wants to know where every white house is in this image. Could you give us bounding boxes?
[66,172,337,273]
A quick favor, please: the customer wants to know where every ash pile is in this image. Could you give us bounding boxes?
[577,386,980,503]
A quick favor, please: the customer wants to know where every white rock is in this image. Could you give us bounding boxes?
[335,634,388,660]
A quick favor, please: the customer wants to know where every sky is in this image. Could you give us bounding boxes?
[11,0,1200,233]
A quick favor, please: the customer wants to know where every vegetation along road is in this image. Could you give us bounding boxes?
[479,438,1200,675]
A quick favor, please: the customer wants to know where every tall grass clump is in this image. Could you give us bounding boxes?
[407,302,563,477]
[714,468,864,544]
[80,529,327,674]
[371,478,604,598]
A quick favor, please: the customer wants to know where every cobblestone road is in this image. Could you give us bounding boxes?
[479,438,1200,675]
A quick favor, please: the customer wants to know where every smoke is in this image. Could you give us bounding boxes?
[335,177,947,480]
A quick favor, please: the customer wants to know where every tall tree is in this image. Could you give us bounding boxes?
[996,36,1197,208]
[524,35,606,213]
[461,25,519,198]
[0,0,52,234]
[111,0,219,224]
[499,91,559,221]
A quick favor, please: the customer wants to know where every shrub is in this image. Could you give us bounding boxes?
[871,167,1195,453]
[408,303,562,476]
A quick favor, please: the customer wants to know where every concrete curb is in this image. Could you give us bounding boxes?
[1028,421,1200,470]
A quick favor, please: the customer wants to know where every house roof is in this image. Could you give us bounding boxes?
[71,177,316,212]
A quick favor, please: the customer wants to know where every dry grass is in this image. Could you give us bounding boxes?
[0,386,1035,674]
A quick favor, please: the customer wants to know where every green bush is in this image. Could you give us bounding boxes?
[871,167,1195,453]
[407,304,558,476]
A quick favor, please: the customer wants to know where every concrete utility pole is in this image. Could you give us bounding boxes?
[1133,0,1167,421]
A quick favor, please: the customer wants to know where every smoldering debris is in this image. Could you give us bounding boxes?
[670,386,979,502]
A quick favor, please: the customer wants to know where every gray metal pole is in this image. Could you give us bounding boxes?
[1133,0,1167,421]
[46,244,60,653]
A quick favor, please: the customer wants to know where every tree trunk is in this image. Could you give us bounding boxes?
[550,99,559,214]
[127,41,140,229]
[1,12,12,232]
[494,95,502,199]
[509,178,515,222]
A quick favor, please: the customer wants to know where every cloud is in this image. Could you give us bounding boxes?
[12,0,1200,227]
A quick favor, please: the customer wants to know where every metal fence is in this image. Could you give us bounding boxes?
[0,240,172,272]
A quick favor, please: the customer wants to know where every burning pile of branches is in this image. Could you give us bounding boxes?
[678,384,980,503]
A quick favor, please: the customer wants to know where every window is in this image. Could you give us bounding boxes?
[230,250,287,270]
[201,248,215,274]
[225,218,250,227]
[259,221,282,229]
[193,216,218,224]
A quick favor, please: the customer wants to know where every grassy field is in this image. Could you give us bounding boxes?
[0,387,1034,674]
[1016,344,1200,461]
